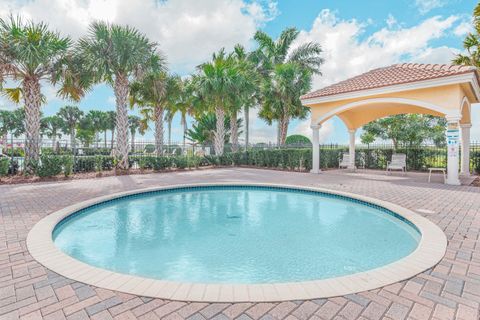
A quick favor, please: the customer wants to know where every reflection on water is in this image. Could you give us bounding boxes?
[54,187,420,284]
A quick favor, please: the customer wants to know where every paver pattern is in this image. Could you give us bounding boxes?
[0,168,479,320]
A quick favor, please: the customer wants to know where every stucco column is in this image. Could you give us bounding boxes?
[348,129,356,170]
[445,116,461,185]
[460,124,472,176]
[311,124,321,174]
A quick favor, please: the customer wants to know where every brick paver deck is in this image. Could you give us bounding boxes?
[1,168,479,320]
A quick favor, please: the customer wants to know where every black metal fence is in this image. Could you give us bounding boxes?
[1,139,479,174]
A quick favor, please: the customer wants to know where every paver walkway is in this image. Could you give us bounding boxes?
[0,168,479,320]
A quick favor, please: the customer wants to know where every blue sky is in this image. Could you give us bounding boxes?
[0,0,478,143]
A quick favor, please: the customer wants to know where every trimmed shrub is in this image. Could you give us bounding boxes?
[36,155,63,177]
[152,157,172,171]
[173,156,188,169]
[472,150,480,174]
[0,158,9,176]
[285,134,311,146]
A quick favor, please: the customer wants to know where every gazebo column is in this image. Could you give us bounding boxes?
[445,115,461,185]
[460,123,472,176]
[311,124,321,174]
[348,129,356,170]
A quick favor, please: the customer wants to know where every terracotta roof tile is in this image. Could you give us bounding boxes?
[302,63,478,100]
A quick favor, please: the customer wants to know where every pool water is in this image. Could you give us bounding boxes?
[53,186,420,284]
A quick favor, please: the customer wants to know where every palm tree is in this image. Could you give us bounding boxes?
[130,72,177,155]
[57,106,84,151]
[166,78,196,150]
[84,110,104,148]
[41,116,64,152]
[78,21,165,169]
[0,16,74,171]
[0,108,25,158]
[453,3,480,67]
[194,49,240,155]
[259,62,312,145]
[254,27,323,145]
[128,115,142,152]
[105,111,116,150]
[186,112,242,146]
[230,45,258,152]
[96,111,110,149]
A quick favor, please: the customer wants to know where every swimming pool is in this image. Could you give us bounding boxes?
[28,184,447,301]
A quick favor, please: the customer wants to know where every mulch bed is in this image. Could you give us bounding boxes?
[471,176,480,187]
[0,166,216,185]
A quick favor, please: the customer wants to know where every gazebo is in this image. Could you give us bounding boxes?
[300,63,479,185]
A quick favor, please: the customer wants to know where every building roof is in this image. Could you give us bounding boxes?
[302,63,478,101]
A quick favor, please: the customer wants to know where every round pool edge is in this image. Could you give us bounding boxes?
[26,182,447,302]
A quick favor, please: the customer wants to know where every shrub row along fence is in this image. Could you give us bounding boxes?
[1,141,480,178]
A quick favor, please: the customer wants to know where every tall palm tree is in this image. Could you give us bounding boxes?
[130,72,178,155]
[78,21,165,169]
[57,106,84,151]
[230,45,258,152]
[259,62,312,145]
[0,16,75,171]
[254,27,323,145]
[128,115,142,152]
[41,115,64,152]
[194,49,240,155]
[453,3,480,67]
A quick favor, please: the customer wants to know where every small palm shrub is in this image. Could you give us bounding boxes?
[63,156,73,177]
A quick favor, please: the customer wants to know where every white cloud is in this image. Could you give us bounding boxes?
[415,0,445,15]
[0,0,278,74]
[293,9,460,90]
[454,20,473,36]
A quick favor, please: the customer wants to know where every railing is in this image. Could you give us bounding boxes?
[1,139,479,174]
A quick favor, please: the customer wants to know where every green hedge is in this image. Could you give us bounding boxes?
[36,155,63,177]
[205,149,313,171]
[0,158,9,176]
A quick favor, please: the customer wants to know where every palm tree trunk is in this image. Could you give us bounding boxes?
[131,132,135,153]
[181,113,186,151]
[104,131,107,148]
[70,128,76,152]
[280,115,289,146]
[23,78,42,173]
[244,105,249,150]
[214,106,225,156]
[168,118,172,148]
[52,134,57,153]
[110,129,114,150]
[95,132,99,149]
[230,111,239,153]
[154,106,164,156]
[276,121,281,147]
[114,74,130,170]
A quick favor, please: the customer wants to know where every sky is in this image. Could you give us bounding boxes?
[0,0,479,144]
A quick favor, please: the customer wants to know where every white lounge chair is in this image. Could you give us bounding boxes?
[386,153,407,175]
[339,153,351,169]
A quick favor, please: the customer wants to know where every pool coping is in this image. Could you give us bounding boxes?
[26,183,447,302]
